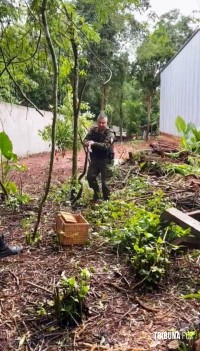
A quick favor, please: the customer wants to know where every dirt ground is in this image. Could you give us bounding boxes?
[10,135,178,193]
[0,136,199,351]
[11,141,149,193]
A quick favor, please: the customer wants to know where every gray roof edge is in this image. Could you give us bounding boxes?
[160,28,200,74]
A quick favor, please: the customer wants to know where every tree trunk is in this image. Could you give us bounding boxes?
[71,41,87,181]
[33,0,58,239]
[71,39,79,181]
[100,84,108,110]
[119,91,123,143]
[145,94,152,141]
[63,8,88,182]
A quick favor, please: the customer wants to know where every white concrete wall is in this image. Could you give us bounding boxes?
[0,102,52,156]
[160,30,200,136]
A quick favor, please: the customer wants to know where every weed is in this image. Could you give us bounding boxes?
[6,193,31,210]
[53,268,91,327]
[49,182,71,204]
[20,215,41,245]
[0,132,29,204]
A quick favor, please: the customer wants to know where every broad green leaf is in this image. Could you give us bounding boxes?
[12,164,27,172]
[5,181,18,194]
[175,116,187,133]
[0,132,13,159]
[191,128,200,142]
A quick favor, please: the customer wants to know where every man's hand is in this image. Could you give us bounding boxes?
[84,140,94,147]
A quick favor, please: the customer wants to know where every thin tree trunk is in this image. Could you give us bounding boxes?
[33,0,58,239]
[145,94,152,141]
[100,84,108,111]
[71,38,79,181]
[70,39,88,182]
[119,91,123,143]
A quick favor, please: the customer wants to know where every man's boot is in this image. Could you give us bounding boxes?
[93,191,101,201]
[0,235,23,258]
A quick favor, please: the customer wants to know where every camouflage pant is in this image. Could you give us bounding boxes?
[87,158,113,200]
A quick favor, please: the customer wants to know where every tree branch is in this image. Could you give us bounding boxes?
[0,48,44,116]
[0,55,17,77]
[33,0,58,238]
[78,79,88,113]
[13,30,42,64]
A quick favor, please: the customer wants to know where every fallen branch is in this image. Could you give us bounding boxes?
[122,166,137,186]
[26,280,52,294]
[135,296,160,313]
[118,305,135,326]
[106,282,128,293]
[73,323,86,338]
[8,270,19,287]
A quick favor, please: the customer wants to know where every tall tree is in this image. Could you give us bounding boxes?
[76,0,150,115]
[133,9,195,139]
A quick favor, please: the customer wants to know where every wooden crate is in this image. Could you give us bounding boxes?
[56,212,89,245]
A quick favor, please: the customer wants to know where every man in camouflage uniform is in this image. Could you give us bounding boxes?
[84,113,115,201]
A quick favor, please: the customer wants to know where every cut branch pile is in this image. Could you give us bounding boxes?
[149,139,180,154]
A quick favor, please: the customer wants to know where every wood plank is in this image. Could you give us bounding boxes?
[187,210,200,221]
[161,207,200,247]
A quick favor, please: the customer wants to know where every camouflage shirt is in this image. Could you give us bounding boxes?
[84,126,115,159]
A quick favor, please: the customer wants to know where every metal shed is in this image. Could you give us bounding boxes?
[160,29,200,136]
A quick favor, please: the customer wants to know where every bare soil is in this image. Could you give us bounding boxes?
[0,136,199,351]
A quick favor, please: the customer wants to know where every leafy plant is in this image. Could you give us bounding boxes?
[176,116,200,153]
[20,215,41,245]
[49,181,72,204]
[53,268,91,327]
[0,131,28,201]
[6,192,31,210]
[164,163,200,176]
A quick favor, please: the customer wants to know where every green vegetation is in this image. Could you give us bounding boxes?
[0,131,30,206]
[32,268,91,331]
[176,115,200,153]
[182,291,200,300]
[35,268,91,327]
[39,97,93,153]
[20,215,41,245]
[53,268,91,327]
[84,176,189,287]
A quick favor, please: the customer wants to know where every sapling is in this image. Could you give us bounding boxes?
[53,268,91,327]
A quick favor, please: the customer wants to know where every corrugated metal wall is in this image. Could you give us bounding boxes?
[160,30,200,136]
